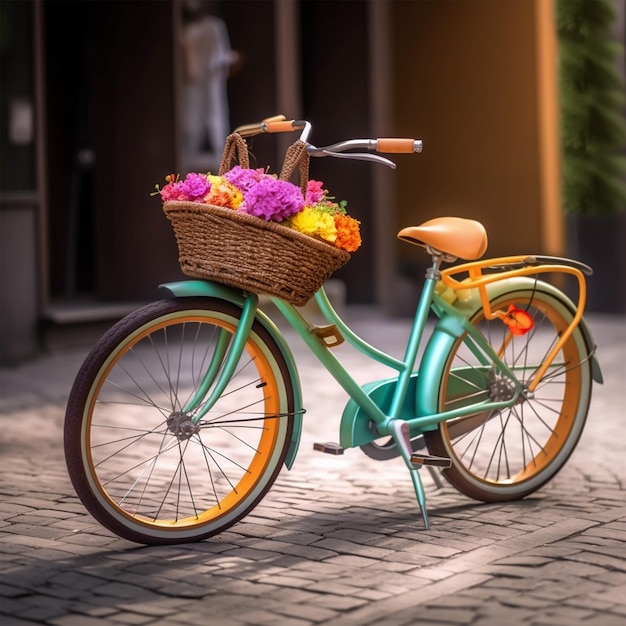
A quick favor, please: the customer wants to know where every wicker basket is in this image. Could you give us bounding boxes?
[163,201,350,306]
[163,135,351,306]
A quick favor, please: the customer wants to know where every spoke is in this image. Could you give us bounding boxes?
[177,439,200,520]
[112,434,178,517]
[194,433,242,494]
[93,421,169,463]
[521,395,562,436]
[516,405,542,469]
[453,419,486,471]
[484,410,512,481]
[101,369,171,416]
[99,433,181,484]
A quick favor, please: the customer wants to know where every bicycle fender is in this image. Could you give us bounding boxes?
[159,280,304,469]
[417,277,603,417]
[415,314,462,418]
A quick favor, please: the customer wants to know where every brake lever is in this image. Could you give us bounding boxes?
[307,147,397,169]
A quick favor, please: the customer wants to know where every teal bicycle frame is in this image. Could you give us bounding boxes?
[161,253,600,527]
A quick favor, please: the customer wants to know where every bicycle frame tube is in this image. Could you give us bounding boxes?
[269,272,506,439]
[314,281,437,420]
[273,293,520,450]
[411,299,525,428]
[270,296,393,428]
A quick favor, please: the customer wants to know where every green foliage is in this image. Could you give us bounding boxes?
[556,0,626,214]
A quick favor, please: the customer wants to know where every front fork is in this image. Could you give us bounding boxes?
[185,293,260,422]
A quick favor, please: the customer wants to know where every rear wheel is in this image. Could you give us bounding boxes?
[64,298,295,544]
[424,287,593,501]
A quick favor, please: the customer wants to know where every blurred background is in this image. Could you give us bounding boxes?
[1,0,625,366]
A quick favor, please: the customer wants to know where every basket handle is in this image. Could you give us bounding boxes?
[279,140,309,196]
[218,133,250,174]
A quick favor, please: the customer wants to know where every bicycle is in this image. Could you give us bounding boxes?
[64,117,603,545]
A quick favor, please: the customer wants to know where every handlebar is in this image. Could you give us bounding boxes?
[233,115,305,138]
[233,115,422,169]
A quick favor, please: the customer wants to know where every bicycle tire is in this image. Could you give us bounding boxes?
[64,298,295,545]
[423,286,593,501]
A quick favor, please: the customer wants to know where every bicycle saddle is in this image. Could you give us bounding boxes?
[397,217,488,260]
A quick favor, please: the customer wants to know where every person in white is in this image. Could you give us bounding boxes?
[181,1,239,173]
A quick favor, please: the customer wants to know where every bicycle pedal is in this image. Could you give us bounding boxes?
[411,453,451,468]
[313,442,345,455]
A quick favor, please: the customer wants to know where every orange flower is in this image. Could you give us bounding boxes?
[334,213,361,252]
[205,175,243,209]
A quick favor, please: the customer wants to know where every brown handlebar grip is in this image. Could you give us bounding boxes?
[234,123,265,137]
[265,120,298,133]
[262,114,287,123]
[376,138,419,153]
[234,115,288,137]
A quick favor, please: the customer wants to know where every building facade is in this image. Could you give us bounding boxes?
[1,0,623,366]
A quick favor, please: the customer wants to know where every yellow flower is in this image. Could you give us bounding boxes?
[289,207,337,243]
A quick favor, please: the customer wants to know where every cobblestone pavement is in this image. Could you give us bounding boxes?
[1,308,625,626]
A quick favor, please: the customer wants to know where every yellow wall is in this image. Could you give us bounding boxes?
[391,0,557,269]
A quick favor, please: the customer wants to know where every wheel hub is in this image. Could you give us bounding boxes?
[167,412,200,440]
[488,368,517,402]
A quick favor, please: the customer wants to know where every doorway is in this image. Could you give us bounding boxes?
[43,0,179,311]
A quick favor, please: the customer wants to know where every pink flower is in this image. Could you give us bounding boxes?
[178,173,211,201]
[241,178,304,222]
[160,179,184,201]
[305,180,325,205]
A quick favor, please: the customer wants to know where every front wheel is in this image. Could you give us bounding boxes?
[64,298,296,545]
[424,286,594,502]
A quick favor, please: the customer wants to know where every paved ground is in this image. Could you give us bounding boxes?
[1,307,625,626]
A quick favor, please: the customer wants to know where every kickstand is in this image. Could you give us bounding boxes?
[410,468,430,529]
[388,420,431,529]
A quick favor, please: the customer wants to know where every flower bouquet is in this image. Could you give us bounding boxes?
[156,135,361,306]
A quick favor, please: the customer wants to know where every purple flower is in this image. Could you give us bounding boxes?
[179,173,211,201]
[224,166,266,194]
[241,178,304,222]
